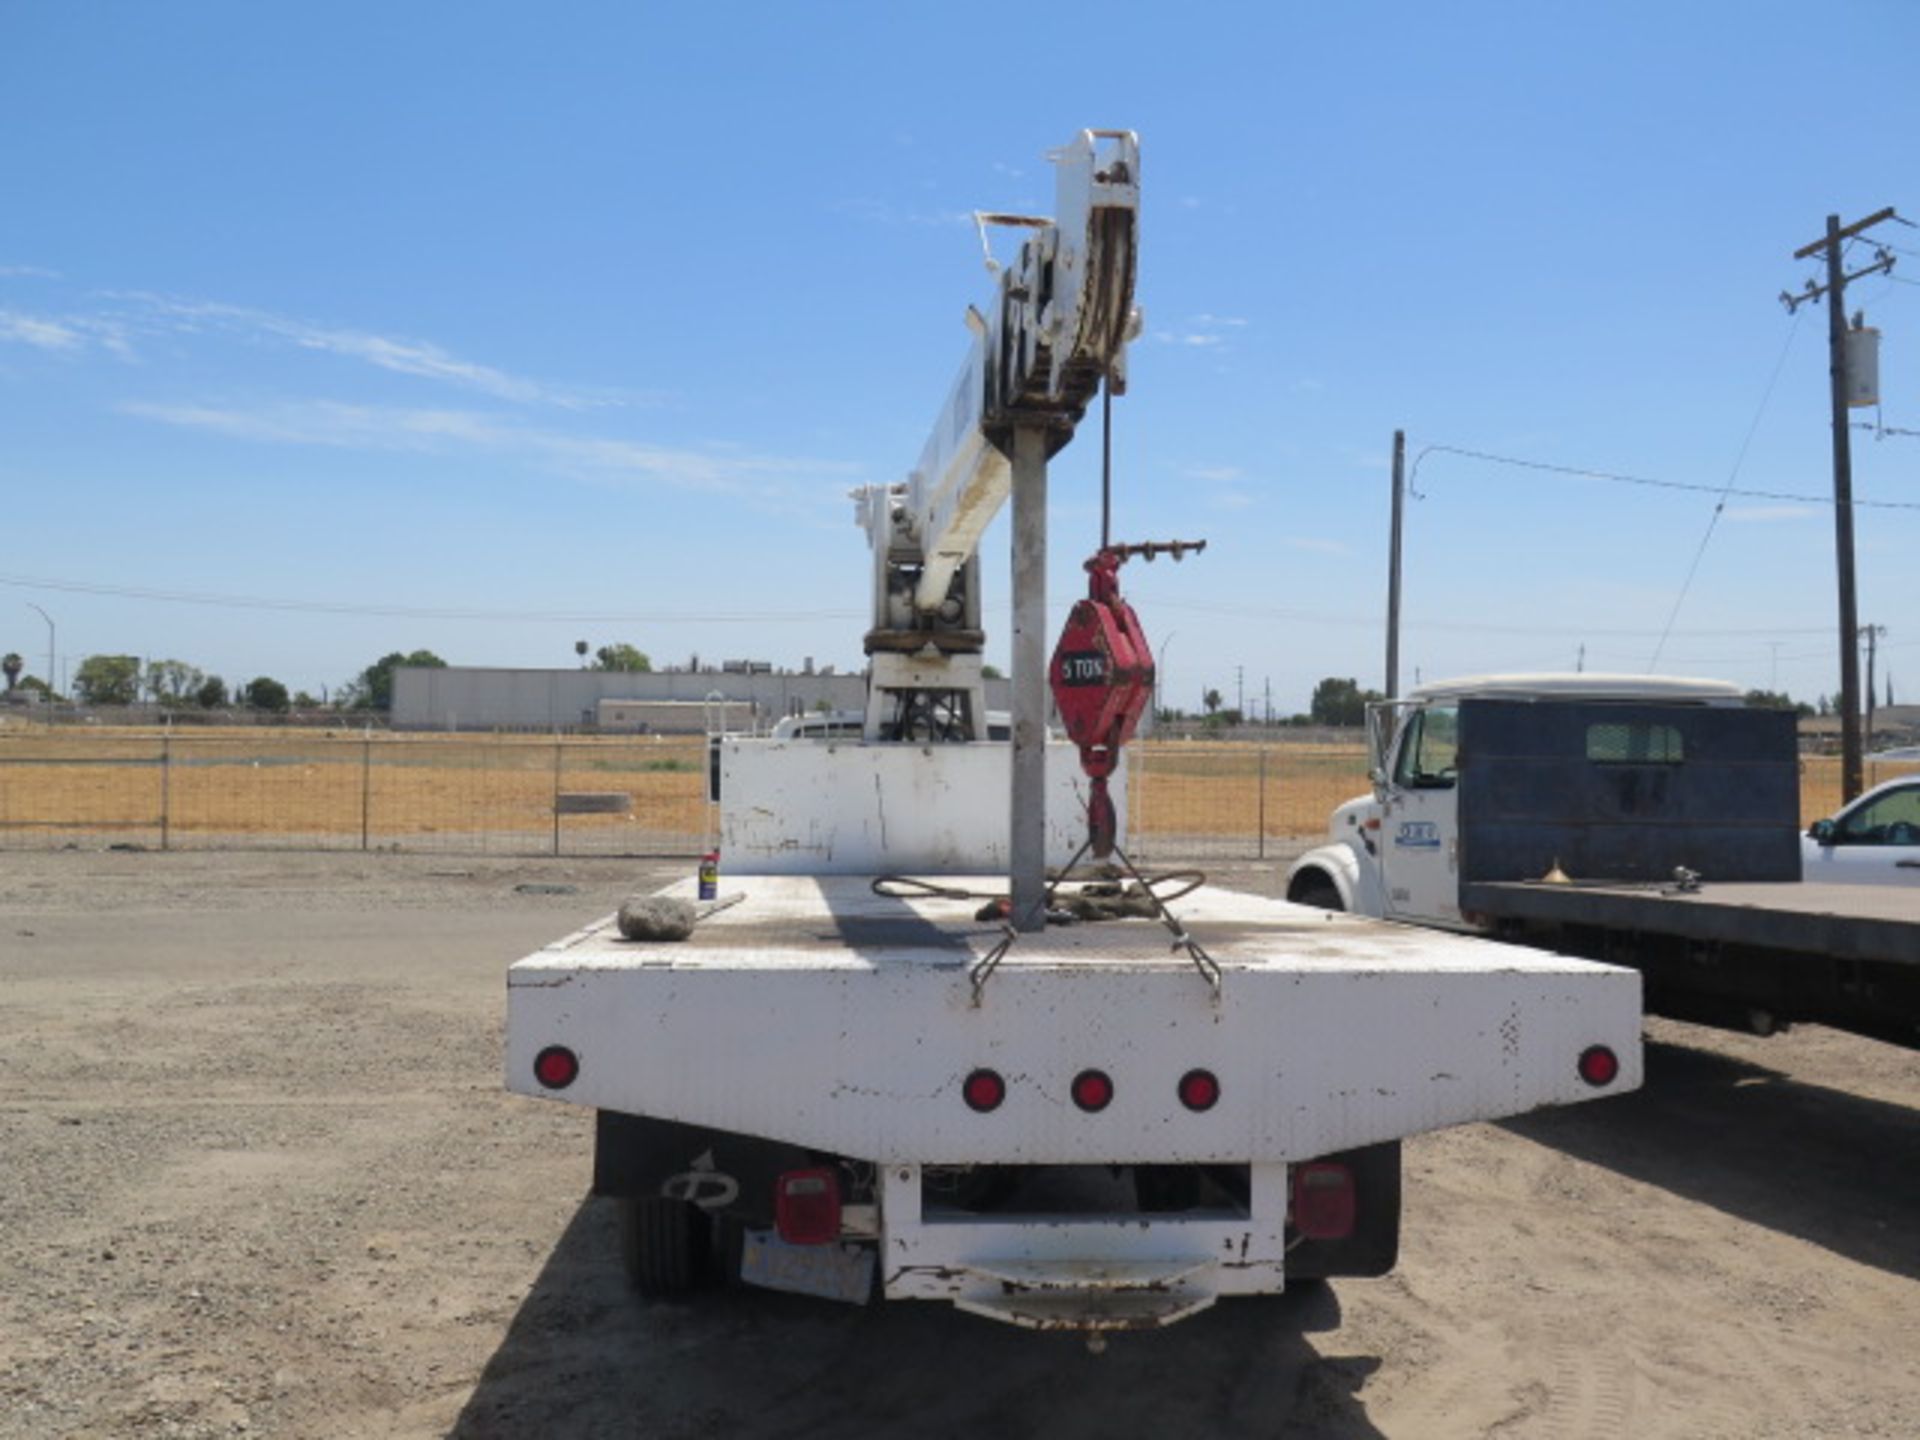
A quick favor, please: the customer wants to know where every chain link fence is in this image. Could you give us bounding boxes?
[2,727,1912,859]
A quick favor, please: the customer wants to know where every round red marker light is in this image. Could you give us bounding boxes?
[963,1069,1006,1113]
[533,1045,579,1090]
[1577,1045,1620,1088]
[1071,1069,1114,1113]
[1178,1069,1221,1112]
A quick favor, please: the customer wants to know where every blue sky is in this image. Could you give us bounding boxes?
[3,1,1916,712]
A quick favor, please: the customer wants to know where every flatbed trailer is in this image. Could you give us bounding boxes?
[1463,878,1920,1048]
[506,874,1642,1332]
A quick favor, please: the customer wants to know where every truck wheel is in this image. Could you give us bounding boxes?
[1291,876,1345,912]
[619,1195,703,1296]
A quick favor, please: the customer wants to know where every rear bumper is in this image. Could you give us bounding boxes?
[876,1160,1287,1329]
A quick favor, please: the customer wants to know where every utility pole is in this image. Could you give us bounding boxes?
[25,603,54,702]
[1783,207,1899,802]
[1862,623,1886,743]
[1386,429,1406,699]
[1235,665,1244,721]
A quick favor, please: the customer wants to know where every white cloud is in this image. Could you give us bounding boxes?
[0,264,62,279]
[1724,504,1818,522]
[1209,492,1256,510]
[0,308,133,357]
[1183,465,1244,483]
[105,292,636,409]
[119,399,861,496]
[1151,311,1250,350]
[0,310,84,351]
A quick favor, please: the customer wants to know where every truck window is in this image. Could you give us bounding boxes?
[1838,786,1920,844]
[1393,706,1458,790]
[1587,722,1684,764]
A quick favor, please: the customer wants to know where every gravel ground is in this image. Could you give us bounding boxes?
[1,850,1916,1439]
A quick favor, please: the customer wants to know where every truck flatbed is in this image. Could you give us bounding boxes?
[1464,880,1920,967]
[509,876,1641,1167]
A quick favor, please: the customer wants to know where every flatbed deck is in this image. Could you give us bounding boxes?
[507,876,1643,1166]
[529,874,1634,974]
[1463,879,1920,967]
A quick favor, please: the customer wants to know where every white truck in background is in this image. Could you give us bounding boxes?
[1286,674,1920,1049]
[504,135,1645,1340]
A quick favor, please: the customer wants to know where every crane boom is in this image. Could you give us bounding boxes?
[858,130,1141,742]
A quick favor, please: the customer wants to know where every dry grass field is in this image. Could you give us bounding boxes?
[0,723,1913,855]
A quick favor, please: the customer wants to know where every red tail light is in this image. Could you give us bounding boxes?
[963,1069,1006,1112]
[1071,1069,1114,1113]
[1578,1045,1620,1087]
[775,1167,841,1246]
[1177,1069,1221,1112]
[532,1045,579,1090]
[1291,1161,1356,1240]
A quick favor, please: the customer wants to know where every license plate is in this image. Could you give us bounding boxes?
[739,1230,875,1305]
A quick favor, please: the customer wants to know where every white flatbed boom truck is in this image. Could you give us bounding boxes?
[506,133,1643,1337]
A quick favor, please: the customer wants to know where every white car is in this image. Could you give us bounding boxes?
[1802,776,1920,886]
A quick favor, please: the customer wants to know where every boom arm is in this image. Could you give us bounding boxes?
[857,130,1141,740]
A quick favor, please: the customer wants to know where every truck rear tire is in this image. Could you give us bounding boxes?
[619,1195,703,1296]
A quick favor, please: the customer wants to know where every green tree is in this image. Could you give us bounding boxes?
[74,654,142,706]
[144,658,205,705]
[593,643,652,673]
[243,676,290,713]
[2,653,21,691]
[981,663,1005,680]
[1743,688,1814,717]
[349,649,448,710]
[1203,688,1223,715]
[1309,676,1384,728]
[195,676,229,709]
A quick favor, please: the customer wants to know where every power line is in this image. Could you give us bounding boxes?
[1648,307,1803,670]
[1146,596,1833,639]
[1408,443,1920,511]
[0,572,862,624]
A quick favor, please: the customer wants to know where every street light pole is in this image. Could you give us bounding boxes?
[25,603,53,701]
[1156,631,1177,724]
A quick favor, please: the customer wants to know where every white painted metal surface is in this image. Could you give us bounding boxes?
[877,1160,1290,1323]
[506,876,1643,1165]
[1405,672,1745,705]
[718,740,1118,874]
[900,131,1140,615]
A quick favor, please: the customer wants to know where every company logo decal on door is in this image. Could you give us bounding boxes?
[1395,821,1441,849]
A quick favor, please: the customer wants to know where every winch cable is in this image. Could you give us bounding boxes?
[870,866,1215,1005]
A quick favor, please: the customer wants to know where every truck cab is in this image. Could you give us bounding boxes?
[1287,674,1768,927]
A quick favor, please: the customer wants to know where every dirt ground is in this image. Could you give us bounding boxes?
[2,851,1916,1440]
